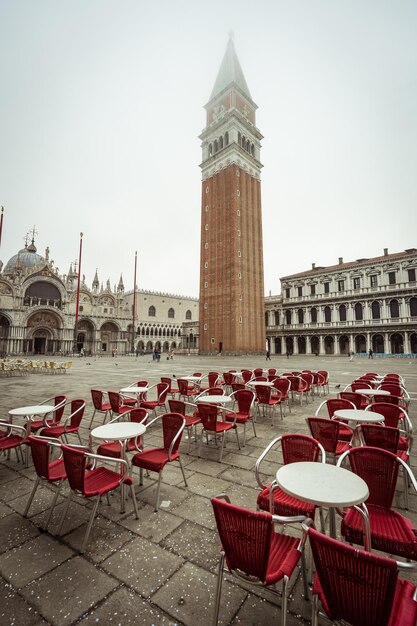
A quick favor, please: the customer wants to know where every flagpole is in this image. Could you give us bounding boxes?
[0,207,4,249]
[73,232,83,354]
[132,251,137,354]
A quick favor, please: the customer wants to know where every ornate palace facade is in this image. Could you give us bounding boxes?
[0,236,198,356]
[265,248,417,356]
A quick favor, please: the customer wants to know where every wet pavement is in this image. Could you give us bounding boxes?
[0,354,416,625]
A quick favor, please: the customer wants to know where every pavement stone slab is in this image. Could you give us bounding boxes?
[119,504,183,542]
[0,533,74,588]
[171,494,217,530]
[100,535,184,597]
[0,577,47,626]
[0,512,40,554]
[20,555,118,626]
[64,516,136,563]
[161,519,220,571]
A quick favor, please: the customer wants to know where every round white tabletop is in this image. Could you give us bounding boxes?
[182,376,202,382]
[334,409,385,424]
[120,386,149,394]
[9,405,55,417]
[91,422,146,441]
[248,381,274,387]
[358,389,391,397]
[197,395,232,404]
[276,461,369,508]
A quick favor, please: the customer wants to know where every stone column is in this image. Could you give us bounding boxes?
[319,335,324,355]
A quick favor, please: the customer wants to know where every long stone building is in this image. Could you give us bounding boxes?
[265,248,417,356]
[0,236,198,356]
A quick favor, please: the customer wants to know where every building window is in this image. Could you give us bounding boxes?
[205,205,209,212]
[311,307,317,323]
[79,305,83,312]
[355,303,363,321]
[297,309,304,324]
[237,251,241,257]
[324,282,330,294]
[237,229,241,236]
[339,304,346,321]
[338,280,344,292]
[237,210,240,216]
[205,186,209,193]
[237,189,240,197]
[238,272,242,279]
[204,324,208,330]
[371,301,380,319]
[370,275,378,287]
[205,224,208,230]
[204,303,208,309]
[239,315,243,323]
[148,306,156,317]
[285,288,290,298]
[408,269,416,282]
[297,286,303,297]
[310,284,316,296]
[204,242,208,249]
[353,277,361,290]
[204,261,208,268]
[168,308,175,319]
[390,299,399,318]
[388,271,396,285]
[410,297,417,316]
[204,281,208,288]
[285,310,292,324]
[274,311,280,325]
[324,306,331,322]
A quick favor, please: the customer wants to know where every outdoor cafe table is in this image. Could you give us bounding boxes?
[8,404,55,433]
[120,386,149,402]
[197,395,233,404]
[334,409,385,425]
[91,421,146,513]
[248,381,274,387]
[357,388,391,398]
[276,461,371,549]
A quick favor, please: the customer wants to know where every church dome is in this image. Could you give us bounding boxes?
[4,241,45,274]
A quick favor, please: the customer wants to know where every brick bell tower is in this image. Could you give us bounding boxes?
[199,35,265,355]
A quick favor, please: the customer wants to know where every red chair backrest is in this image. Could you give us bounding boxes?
[241,370,253,383]
[307,417,342,454]
[208,372,220,387]
[317,370,329,383]
[91,389,105,411]
[373,394,399,405]
[234,389,254,415]
[177,379,190,394]
[28,436,56,480]
[208,386,224,396]
[273,377,290,397]
[281,434,321,464]
[308,527,398,626]
[197,403,220,432]
[168,399,186,415]
[255,385,273,403]
[108,391,122,413]
[223,372,236,385]
[351,382,372,391]
[162,413,184,454]
[211,496,273,582]
[378,383,404,397]
[254,368,264,377]
[286,375,301,390]
[53,395,67,422]
[61,444,88,493]
[338,392,364,409]
[268,368,277,376]
[360,424,400,455]
[368,403,404,428]
[231,382,245,392]
[69,399,86,427]
[157,382,170,403]
[347,446,399,508]
[161,377,172,390]
[324,398,353,418]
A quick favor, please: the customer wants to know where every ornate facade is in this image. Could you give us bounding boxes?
[199,36,265,355]
[266,248,417,356]
[0,236,198,356]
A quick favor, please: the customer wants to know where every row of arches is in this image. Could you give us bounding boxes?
[136,340,178,353]
[271,332,417,355]
[208,132,229,157]
[137,326,181,338]
[283,298,417,325]
[237,132,255,156]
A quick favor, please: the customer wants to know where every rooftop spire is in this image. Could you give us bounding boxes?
[209,35,252,101]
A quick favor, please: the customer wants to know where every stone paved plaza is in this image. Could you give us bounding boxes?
[0,354,416,625]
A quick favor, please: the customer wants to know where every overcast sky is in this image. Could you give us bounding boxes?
[1,0,416,298]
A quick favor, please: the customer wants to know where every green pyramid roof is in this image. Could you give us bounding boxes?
[209,37,252,101]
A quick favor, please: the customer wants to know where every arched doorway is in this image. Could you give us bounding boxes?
[310,336,319,355]
[355,335,366,354]
[77,319,95,355]
[324,336,334,354]
[390,333,404,354]
[25,310,63,355]
[136,340,145,352]
[146,341,153,352]
[372,334,384,353]
[410,333,417,353]
[0,315,10,355]
[285,337,294,355]
[163,341,169,352]
[274,337,282,354]
[297,336,306,354]
[339,335,349,354]
[100,322,119,354]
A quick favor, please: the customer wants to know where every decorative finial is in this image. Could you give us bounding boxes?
[229,30,234,42]
[31,225,38,242]
[80,232,83,238]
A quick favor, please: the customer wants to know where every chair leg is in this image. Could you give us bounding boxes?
[281,575,289,626]
[81,495,101,553]
[154,472,162,512]
[130,483,139,519]
[300,551,309,600]
[58,490,73,535]
[312,593,319,626]
[23,476,40,517]
[178,457,188,487]
[198,430,204,457]
[212,553,225,626]
[235,428,240,450]
[45,480,64,529]
[403,465,409,510]
[88,408,97,429]
[219,432,227,463]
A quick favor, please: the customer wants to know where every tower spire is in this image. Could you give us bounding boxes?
[209,36,252,101]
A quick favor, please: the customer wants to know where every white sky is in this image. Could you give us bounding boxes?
[1,0,416,298]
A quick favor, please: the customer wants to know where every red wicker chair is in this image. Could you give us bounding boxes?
[306,417,353,462]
